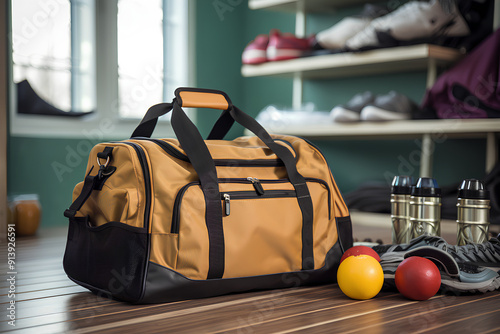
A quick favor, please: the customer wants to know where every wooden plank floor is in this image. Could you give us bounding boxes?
[1,225,500,334]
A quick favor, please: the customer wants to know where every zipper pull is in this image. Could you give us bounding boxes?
[247,177,265,195]
[224,193,230,216]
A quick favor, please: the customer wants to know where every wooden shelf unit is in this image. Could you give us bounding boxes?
[242,44,463,79]
[248,119,500,140]
[248,0,366,12]
[245,0,499,176]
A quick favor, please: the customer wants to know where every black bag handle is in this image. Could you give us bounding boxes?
[131,88,315,278]
[207,109,234,140]
[132,87,232,139]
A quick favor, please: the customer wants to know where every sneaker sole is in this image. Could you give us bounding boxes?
[361,105,410,121]
[441,271,500,294]
[266,47,303,61]
[242,49,267,64]
[331,107,361,122]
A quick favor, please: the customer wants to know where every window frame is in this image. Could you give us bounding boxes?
[9,0,195,139]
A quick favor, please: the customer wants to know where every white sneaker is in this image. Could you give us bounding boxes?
[345,0,470,51]
[315,4,388,50]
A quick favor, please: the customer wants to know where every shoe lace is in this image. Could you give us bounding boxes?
[415,235,448,249]
[411,234,496,258]
[375,236,500,260]
[441,242,497,259]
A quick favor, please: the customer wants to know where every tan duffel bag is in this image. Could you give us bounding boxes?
[63,87,353,303]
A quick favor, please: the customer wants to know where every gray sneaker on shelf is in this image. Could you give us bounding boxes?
[379,245,500,294]
[360,91,417,121]
[331,91,375,122]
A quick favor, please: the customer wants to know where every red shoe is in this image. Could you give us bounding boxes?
[267,30,312,62]
[242,34,269,65]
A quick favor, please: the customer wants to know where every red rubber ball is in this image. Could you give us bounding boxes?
[395,256,441,301]
[340,245,381,263]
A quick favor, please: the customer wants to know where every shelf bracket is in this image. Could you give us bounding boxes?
[293,0,305,109]
[420,133,434,177]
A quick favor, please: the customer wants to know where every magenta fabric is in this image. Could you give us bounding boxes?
[422,28,500,119]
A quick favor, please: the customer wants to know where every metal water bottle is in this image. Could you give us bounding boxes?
[457,179,491,246]
[410,177,442,238]
[391,176,413,244]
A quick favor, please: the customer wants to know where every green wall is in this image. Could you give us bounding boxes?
[7,1,488,228]
[194,1,245,139]
[8,137,92,227]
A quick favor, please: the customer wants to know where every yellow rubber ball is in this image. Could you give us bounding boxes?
[337,254,384,300]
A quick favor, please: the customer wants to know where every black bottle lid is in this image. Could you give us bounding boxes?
[458,179,490,199]
[411,177,441,197]
[391,175,413,194]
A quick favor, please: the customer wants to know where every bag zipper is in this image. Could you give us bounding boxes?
[122,142,152,230]
[171,181,199,234]
[136,138,286,167]
[218,177,330,217]
[170,177,331,233]
[221,189,297,216]
[299,137,349,214]
[120,141,152,303]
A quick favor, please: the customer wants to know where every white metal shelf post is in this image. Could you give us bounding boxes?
[495,0,500,29]
[486,133,499,173]
[294,0,305,37]
[292,0,305,109]
[487,0,500,173]
[420,134,434,177]
[0,0,8,239]
[420,58,439,177]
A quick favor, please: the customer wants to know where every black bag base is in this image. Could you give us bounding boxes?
[64,213,353,304]
[69,241,343,305]
[140,242,344,304]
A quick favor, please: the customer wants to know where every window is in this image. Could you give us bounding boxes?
[9,0,191,138]
[118,0,164,118]
[71,0,97,112]
[12,0,94,112]
[117,0,189,118]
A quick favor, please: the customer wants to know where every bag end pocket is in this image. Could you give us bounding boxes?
[63,217,149,303]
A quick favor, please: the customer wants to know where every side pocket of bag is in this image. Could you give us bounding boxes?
[63,216,149,303]
[72,182,139,228]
